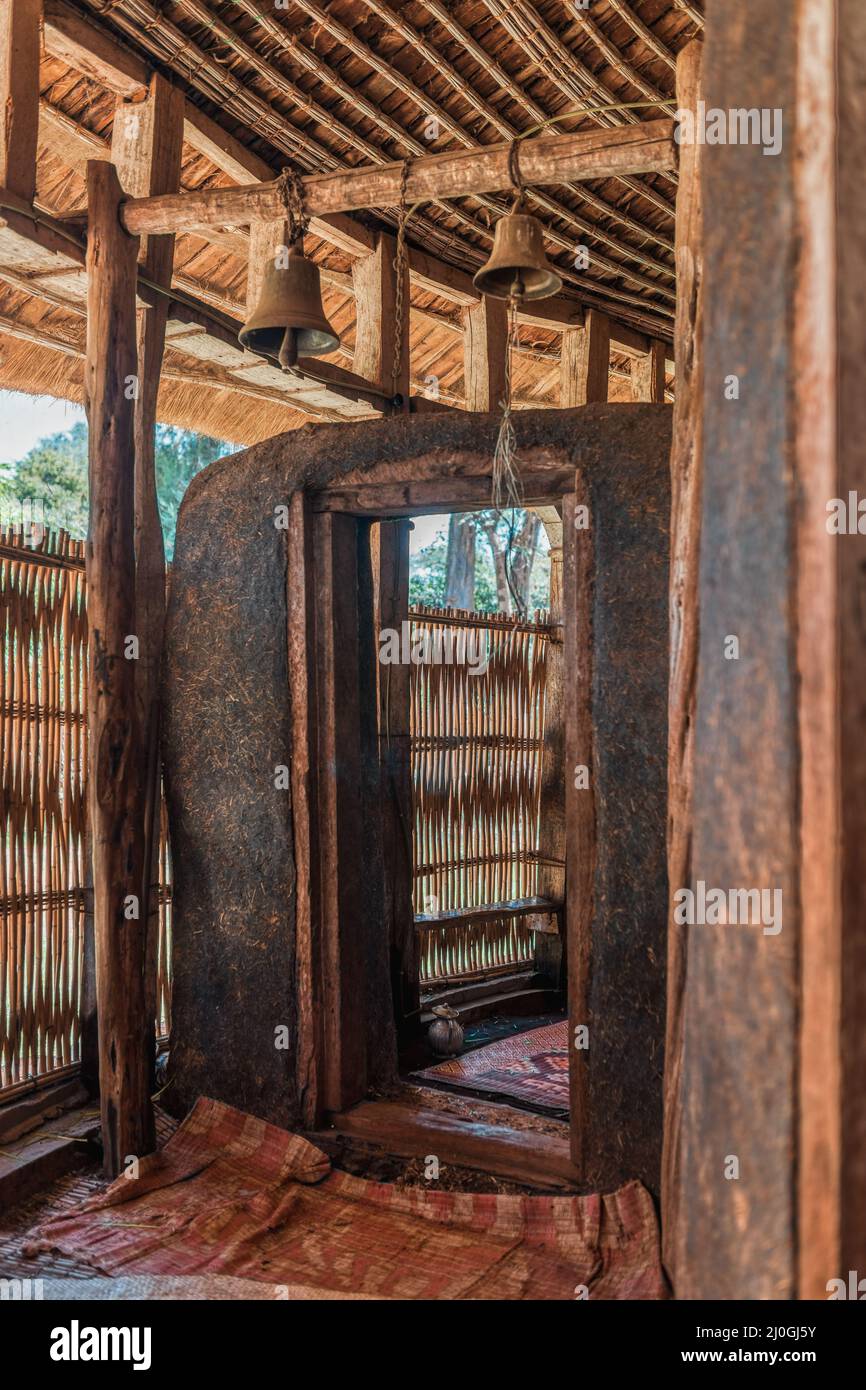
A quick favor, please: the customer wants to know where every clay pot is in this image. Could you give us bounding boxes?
[428,1004,464,1057]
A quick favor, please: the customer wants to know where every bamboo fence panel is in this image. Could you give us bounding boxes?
[409,605,550,986]
[0,527,172,1098]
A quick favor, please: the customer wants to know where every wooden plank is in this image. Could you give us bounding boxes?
[313,513,368,1113]
[0,0,41,202]
[121,120,678,235]
[84,160,153,1175]
[287,491,322,1130]
[463,296,508,412]
[562,485,594,1174]
[661,39,703,1288]
[312,469,576,516]
[631,338,667,402]
[352,231,410,403]
[374,520,418,1037]
[327,1100,578,1190]
[415,897,561,933]
[111,73,184,1090]
[534,507,566,989]
[561,309,610,406]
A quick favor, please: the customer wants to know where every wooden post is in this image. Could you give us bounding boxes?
[562,483,594,1171]
[314,512,369,1113]
[85,160,153,1173]
[631,338,667,403]
[111,74,183,1085]
[795,0,866,1299]
[374,519,418,1038]
[0,0,41,202]
[561,309,610,406]
[533,507,566,991]
[463,296,508,411]
[661,37,703,1289]
[352,231,410,406]
[287,490,322,1129]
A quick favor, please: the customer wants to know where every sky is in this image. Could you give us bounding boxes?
[0,391,85,468]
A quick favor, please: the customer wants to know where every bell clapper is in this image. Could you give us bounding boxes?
[278,325,299,373]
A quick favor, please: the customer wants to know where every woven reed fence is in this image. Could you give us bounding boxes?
[0,527,172,1099]
[410,605,551,986]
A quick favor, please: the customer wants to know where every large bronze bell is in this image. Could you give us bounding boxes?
[473,211,562,301]
[239,247,339,369]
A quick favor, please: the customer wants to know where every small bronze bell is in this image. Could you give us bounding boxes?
[239,246,339,369]
[473,211,562,301]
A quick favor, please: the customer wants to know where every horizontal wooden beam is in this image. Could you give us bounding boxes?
[326,1100,579,1189]
[415,897,562,935]
[121,121,677,235]
[311,469,576,516]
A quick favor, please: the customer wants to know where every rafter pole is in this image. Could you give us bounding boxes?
[0,0,41,202]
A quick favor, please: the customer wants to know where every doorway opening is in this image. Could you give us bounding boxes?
[393,509,568,1118]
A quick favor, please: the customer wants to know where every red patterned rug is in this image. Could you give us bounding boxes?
[413,1020,570,1115]
[22,1096,665,1300]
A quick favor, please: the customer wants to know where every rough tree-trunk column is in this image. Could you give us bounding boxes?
[85,160,153,1174]
[661,37,703,1290]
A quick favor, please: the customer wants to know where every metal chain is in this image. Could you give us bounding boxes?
[391,161,410,401]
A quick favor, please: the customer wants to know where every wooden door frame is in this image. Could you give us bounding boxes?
[299,449,576,1132]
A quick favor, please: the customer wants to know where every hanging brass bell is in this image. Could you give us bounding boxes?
[473,211,562,301]
[239,247,339,368]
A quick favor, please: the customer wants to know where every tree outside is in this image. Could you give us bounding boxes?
[0,418,235,559]
[410,509,550,615]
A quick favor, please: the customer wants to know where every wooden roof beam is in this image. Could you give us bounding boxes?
[39,6,667,350]
[121,121,677,233]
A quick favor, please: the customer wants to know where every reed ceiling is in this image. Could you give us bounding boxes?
[1,0,704,443]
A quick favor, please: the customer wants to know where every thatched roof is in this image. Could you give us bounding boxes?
[3,0,703,443]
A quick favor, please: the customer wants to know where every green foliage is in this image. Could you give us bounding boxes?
[0,417,235,559]
[409,510,550,613]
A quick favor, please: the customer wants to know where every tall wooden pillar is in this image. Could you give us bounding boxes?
[661,37,704,1288]
[111,74,184,1083]
[85,160,153,1173]
[666,0,866,1298]
[0,0,41,202]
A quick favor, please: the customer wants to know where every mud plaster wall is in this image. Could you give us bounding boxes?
[162,405,672,1142]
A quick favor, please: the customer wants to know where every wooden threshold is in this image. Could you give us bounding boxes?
[415,895,562,935]
[0,1104,99,1210]
[324,1098,578,1191]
